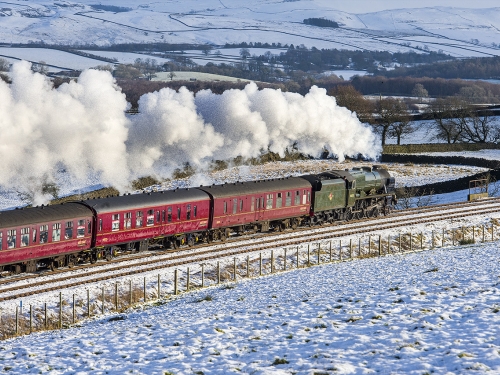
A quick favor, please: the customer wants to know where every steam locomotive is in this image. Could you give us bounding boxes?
[0,165,395,274]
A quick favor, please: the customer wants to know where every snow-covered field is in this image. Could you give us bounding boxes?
[0,1,499,64]
[2,240,499,374]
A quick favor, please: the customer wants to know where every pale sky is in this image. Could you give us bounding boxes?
[324,0,499,13]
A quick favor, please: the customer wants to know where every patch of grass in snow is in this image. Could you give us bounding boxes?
[215,327,225,333]
[196,295,213,302]
[458,352,474,358]
[345,316,362,323]
[371,315,383,320]
[272,357,289,365]
[286,334,293,339]
[459,238,475,245]
[424,267,439,273]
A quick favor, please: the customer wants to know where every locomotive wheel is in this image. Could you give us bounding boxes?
[105,251,112,261]
[187,236,195,247]
[67,255,75,268]
[90,253,97,264]
[220,230,227,242]
[291,219,298,230]
[372,207,380,218]
[13,264,22,274]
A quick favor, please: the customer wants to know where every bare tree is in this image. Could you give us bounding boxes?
[411,83,428,103]
[239,48,251,60]
[427,97,467,144]
[168,71,176,81]
[395,187,434,210]
[328,85,374,122]
[459,110,500,143]
[374,97,410,146]
[389,117,415,145]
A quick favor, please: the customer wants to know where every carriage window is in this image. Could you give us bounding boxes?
[266,194,273,209]
[260,197,264,209]
[167,207,172,223]
[162,210,166,222]
[156,211,161,222]
[286,192,292,206]
[40,225,48,243]
[233,199,237,214]
[307,191,311,203]
[295,191,300,205]
[52,223,61,242]
[147,210,154,226]
[21,228,29,247]
[240,200,243,212]
[32,228,37,244]
[0,232,2,250]
[124,212,132,229]
[193,206,197,218]
[77,220,85,238]
[187,205,191,220]
[7,229,16,248]
[65,221,73,239]
[276,193,282,208]
[112,214,120,232]
[251,197,255,211]
[136,211,143,227]
[256,197,259,209]
[177,207,181,221]
[224,201,227,214]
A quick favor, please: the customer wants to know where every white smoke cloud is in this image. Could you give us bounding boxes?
[0,61,130,204]
[1,61,380,205]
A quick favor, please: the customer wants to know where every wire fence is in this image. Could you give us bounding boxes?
[0,223,497,340]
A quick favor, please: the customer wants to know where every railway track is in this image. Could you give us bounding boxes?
[1,198,499,302]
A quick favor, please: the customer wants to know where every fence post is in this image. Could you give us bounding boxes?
[410,232,412,252]
[317,243,321,265]
[187,267,190,291]
[387,235,390,254]
[284,249,287,271]
[174,269,178,295]
[452,229,455,246]
[87,290,90,318]
[432,230,434,249]
[129,280,132,306]
[102,287,105,315]
[358,238,361,257]
[115,283,118,311]
[271,251,274,274]
[143,277,147,302]
[30,305,33,334]
[442,228,445,247]
[492,224,495,241]
[339,240,342,261]
[349,239,353,258]
[399,233,401,252]
[233,258,237,280]
[307,244,310,266]
[45,302,48,328]
[157,274,161,299]
[420,232,423,250]
[369,235,371,255]
[296,247,299,268]
[60,292,63,328]
[217,261,221,283]
[378,235,381,256]
[472,226,475,243]
[329,241,332,262]
[462,226,465,242]
[73,294,76,324]
[15,307,18,336]
[259,254,262,275]
[482,225,485,242]
[202,265,205,287]
[246,257,249,278]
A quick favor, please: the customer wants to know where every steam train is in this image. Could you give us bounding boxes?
[0,165,395,274]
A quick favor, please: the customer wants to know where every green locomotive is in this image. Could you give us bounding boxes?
[301,165,396,224]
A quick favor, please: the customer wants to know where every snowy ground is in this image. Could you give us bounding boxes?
[1,240,499,374]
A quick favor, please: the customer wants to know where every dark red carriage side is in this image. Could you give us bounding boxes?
[0,203,93,273]
[88,189,211,251]
[197,177,312,239]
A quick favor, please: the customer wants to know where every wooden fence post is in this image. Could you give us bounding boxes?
[399,233,402,252]
[129,280,132,306]
[259,254,262,275]
[87,290,90,318]
[378,235,381,256]
[246,257,249,278]
[45,302,48,328]
[233,258,237,280]
[143,277,147,302]
[60,292,63,328]
[217,261,221,283]
[329,241,332,262]
[317,243,321,265]
[271,251,274,273]
[115,283,118,311]
[15,307,18,336]
[284,249,287,271]
[472,226,475,243]
[339,240,342,261]
[307,244,310,266]
[73,294,76,324]
[187,267,190,291]
[202,265,205,287]
[296,247,299,268]
[158,274,161,299]
[369,235,371,255]
[30,305,33,334]
[349,239,353,258]
[442,228,445,247]
[482,225,485,242]
[174,269,178,295]
[102,287,105,315]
